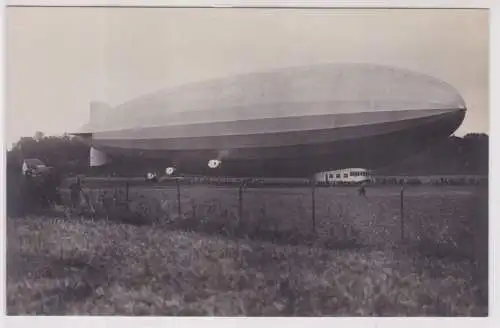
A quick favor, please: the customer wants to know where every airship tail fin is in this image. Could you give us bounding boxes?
[89,101,112,126]
[72,101,111,135]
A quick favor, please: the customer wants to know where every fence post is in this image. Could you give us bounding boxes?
[125,182,129,202]
[176,178,181,216]
[311,178,316,233]
[238,180,244,221]
[400,186,405,242]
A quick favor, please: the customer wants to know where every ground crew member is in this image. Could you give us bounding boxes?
[70,177,83,211]
[358,185,367,197]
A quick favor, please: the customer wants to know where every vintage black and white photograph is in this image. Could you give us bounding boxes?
[4,4,490,317]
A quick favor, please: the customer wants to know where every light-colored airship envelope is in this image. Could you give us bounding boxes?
[75,63,466,177]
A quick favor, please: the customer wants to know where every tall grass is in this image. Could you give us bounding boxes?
[7,214,487,316]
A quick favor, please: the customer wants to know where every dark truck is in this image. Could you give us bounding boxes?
[22,158,52,177]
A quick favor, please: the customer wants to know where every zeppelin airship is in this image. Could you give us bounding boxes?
[74,63,466,177]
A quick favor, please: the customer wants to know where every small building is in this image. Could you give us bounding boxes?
[314,168,371,184]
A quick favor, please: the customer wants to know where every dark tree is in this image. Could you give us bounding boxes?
[7,132,90,175]
[378,133,488,175]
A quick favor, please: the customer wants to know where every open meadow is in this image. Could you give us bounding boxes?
[6,184,488,316]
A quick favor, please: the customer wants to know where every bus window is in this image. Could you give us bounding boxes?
[336,174,340,178]
[343,173,348,178]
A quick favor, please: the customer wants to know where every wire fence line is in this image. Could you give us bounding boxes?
[57,180,487,263]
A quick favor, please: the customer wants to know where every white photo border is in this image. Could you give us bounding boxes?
[1,1,497,328]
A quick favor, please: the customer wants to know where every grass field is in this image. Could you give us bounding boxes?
[6,184,488,316]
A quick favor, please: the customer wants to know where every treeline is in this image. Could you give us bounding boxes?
[7,132,90,175]
[6,132,489,177]
[376,133,488,176]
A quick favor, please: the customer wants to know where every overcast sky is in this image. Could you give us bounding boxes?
[6,7,489,147]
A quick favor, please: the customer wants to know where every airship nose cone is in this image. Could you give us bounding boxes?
[454,107,467,126]
[452,107,466,123]
[438,107,466,137]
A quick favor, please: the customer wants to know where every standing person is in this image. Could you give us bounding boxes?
[70,177,95,217]
[70,177,83,212]
[358,184,367,198]
[20,167,36,213]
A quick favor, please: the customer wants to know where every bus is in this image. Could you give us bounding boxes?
[314,168,371,185]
